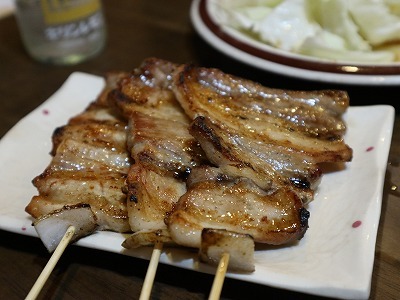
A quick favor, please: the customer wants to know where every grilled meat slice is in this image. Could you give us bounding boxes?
[189,116,318,203]
[109,57,189,123]
[95,71,129,106]
[51,120,127,157]
[166,167,309,248]
[122,229,174,249]
[172,65,352,162]
[127,111,205,178]
[171,65,352,203]
[26,74,132,233]
[126,163,187,233]
[49,135,130,173]
[28,171,128,232]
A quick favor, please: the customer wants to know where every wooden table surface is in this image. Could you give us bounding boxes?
[1,1,399,299]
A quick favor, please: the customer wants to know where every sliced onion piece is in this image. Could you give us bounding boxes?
[199,228,255,273]
[33,204,98,252]
[122,229,175,249]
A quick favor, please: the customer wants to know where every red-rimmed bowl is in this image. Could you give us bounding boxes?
[191,0,400,85]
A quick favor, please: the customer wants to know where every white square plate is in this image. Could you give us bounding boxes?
[0,72,394,299]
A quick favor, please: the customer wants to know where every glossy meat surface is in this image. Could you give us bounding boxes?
[189,116,317,203]
[167,169,308,247]
[173,65,351,143]
[27,59,353,265]
[26,76,132,233]
[108,58,207,246]
[109,57,189,123]
[171,65,352,203]
[166,63,352,249]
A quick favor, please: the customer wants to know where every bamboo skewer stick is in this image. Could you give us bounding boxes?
[208,253,230,300]
[25,226,76,300]
[139,241,164,300]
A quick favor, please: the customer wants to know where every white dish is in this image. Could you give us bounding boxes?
[0,72,394,299]
[191,0,400,85]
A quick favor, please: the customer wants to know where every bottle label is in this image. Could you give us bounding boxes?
[40,0,104,41]
[41,0,101,25]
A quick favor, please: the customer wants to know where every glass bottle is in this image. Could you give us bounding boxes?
[14,0,106,65]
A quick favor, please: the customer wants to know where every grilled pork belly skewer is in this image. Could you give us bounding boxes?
[121,111,205,247]
[122,109,204,300]
[25,73,131,298]
[166,64,352,269]
[109,58,207,298]
[26,72,132,256]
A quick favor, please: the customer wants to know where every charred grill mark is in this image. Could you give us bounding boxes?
[300,207,310,228]
[173,167,192,180]
[216,173,230,182]
[32,168,51,186]
[178,64,196,85]
[136,151,192,179]
[52,126,66,139]
[108,88,133,105]
[129,193,138,203]
[185,141,207,164]
[121,185,129,194]
[327,135,342,141]
[137,152,155,165]
[289,177,311,189]
[191,116,223,152]
[51,125,67,155]
[178,69,186,85]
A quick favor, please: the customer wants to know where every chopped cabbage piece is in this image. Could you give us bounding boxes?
[211,0,278,30]
[219,6,272,30]
[349,0,400,46]
[376,43,400,61]
[384,0,400,16]
[255,0,319,51]
[299,32,395,63]
[216,0,282,7]
[305,0,371,51]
